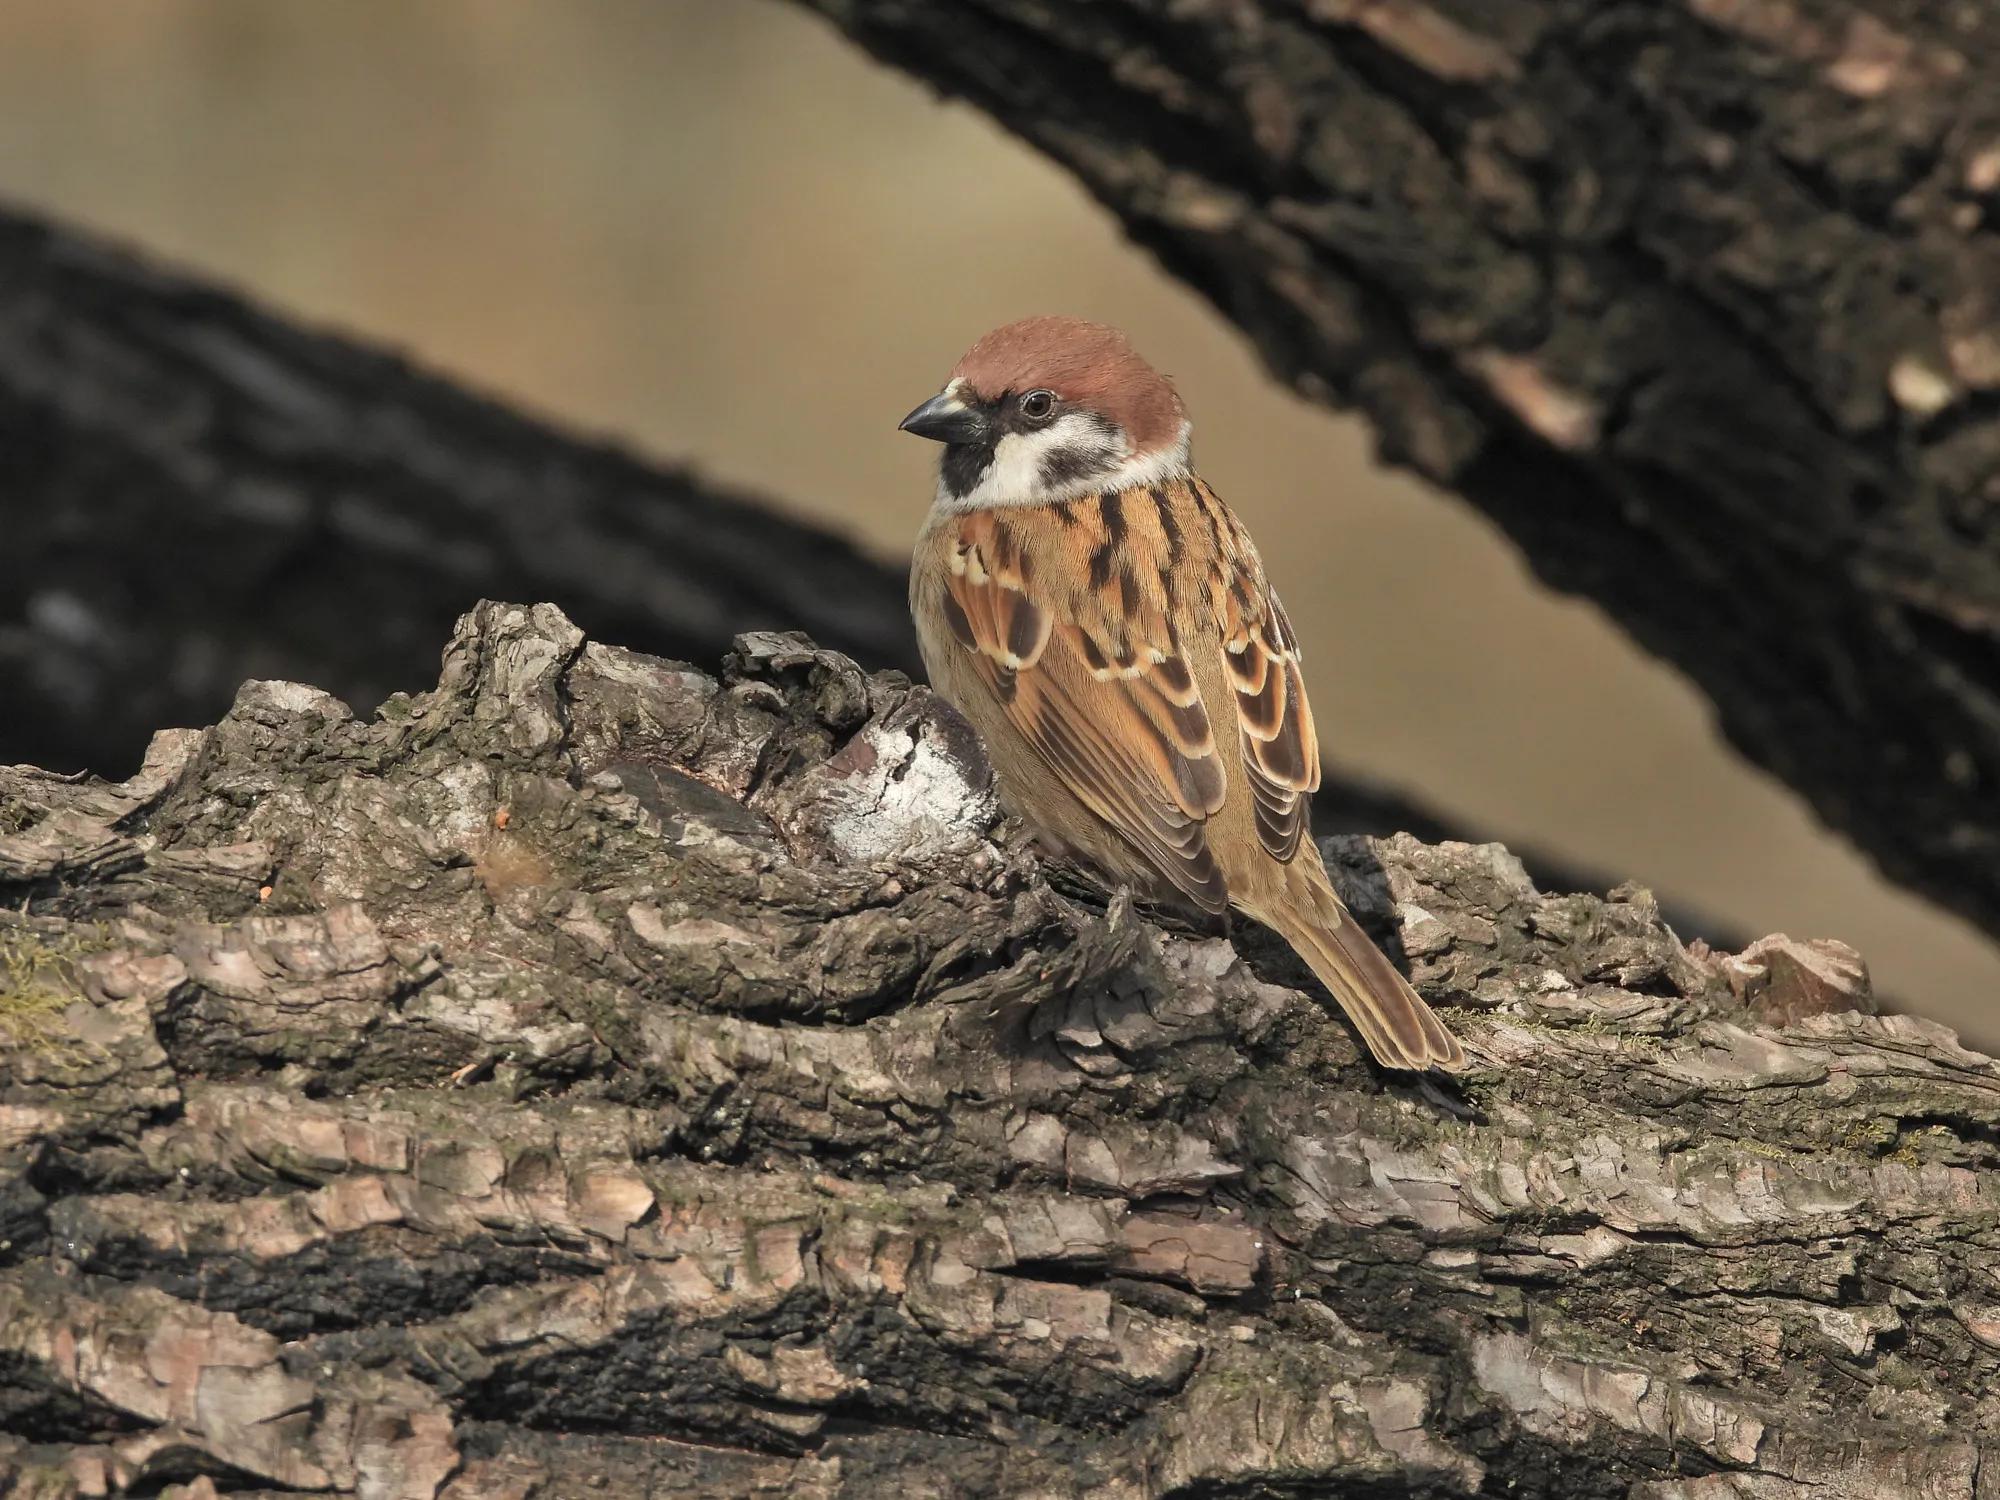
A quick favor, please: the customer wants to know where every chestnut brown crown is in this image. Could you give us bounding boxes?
[950,315,1187,454]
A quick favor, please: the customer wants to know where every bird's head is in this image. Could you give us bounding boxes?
[900,316,1191,510]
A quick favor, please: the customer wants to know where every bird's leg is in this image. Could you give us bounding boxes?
[991,815,1041,854]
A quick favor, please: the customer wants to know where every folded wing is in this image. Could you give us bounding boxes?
[937,507,1231,912]
[1219,562,1321,863]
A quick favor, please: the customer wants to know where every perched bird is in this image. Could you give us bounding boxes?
[901,316,1464,1071]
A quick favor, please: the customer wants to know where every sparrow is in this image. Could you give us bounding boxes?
[901,316,1464,1072]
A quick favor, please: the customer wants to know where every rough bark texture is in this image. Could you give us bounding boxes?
[792,0,2000,944]
[3,601,1989,1498]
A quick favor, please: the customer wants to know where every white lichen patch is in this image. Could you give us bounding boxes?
[232,679,354,721]
[811,720,998,865]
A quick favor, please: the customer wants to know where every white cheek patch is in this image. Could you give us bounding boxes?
[939,412,1191,511]
[980,430,1081,505]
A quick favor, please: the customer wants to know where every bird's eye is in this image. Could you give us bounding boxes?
[1018,390,1057,422]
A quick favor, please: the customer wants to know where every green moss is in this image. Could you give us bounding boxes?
[0,925,109,1056]
[1872,1356,1924,1392]
[1906,1123,1960,1163]
[1840,1120,1894,1155]
[1733,1137,1793,1164]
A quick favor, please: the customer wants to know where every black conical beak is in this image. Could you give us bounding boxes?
[898,392,991,445]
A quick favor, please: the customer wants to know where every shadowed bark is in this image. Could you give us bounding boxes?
[791,0,2000,945]
[2,602,1986,1498]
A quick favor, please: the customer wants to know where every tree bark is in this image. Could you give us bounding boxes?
[790,0,2000,943]
[2,602,1985,1498]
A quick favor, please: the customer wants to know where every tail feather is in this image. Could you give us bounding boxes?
[1251,873,1465,1072]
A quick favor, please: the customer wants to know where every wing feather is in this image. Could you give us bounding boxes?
[1212,500,1320,863]
[940,509,1229,911]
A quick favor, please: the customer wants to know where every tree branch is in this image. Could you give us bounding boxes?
[790,0,2000,942]
[0,205,912,776]
[0,603,1979,1497]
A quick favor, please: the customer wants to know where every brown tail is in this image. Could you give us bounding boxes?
[1247,870,1465,1072]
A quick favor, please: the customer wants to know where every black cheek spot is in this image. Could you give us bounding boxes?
[1038,446,1100,492]
[941,434,999,498]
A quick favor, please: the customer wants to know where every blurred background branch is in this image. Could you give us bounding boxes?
[0,204,913,772]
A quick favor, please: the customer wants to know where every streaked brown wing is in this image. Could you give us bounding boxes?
[938,509,1230,912]
[1215,524,1321,863]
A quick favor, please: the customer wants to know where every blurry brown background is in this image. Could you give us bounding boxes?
[3,0,1994,1041]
